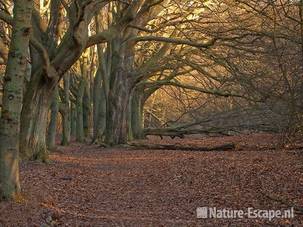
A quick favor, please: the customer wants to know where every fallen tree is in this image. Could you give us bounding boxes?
[143,107,286,139]
[126,142,236,152]
[143,128,231,139]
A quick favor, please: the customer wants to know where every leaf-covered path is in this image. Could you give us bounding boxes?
[0,134,302,226]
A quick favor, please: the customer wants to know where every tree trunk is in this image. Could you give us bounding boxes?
[129,87,145,140]
[61,74,71,145]
[128,142,236,152]
[92,68,107,142]
[20,82,55,161]
[71,104,77,138]
[76,79,85,142]
[103,38,134,145]
[47,86,59,150]
[83,81,91,138]
[104,71,132,145]
[0,0,33,200]
[81,51,91,138]
[93,68,102,140]
[27,89,53,161]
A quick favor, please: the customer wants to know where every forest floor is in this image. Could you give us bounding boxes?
[0,133,303,226]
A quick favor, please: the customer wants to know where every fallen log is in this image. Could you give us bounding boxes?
[127,142,236,152]
[144,128,230,139]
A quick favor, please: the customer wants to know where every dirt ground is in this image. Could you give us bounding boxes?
[0,133,302,226]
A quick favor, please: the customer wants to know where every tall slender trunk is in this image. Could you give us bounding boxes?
[97,86,107,139]
[61,74,71,145]
[76,79,85,142]
[93,68,102,140]
[92,68,107,142]
[81,51,91,138]
[71,104,77,138]
[83,81,91,138]
[0,0,33,200]
[47,86,59,150]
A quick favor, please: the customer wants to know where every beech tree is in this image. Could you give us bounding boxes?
[0,0,111,160]
[0,0,33,200]
[1,0,302,203]
[0,0,302,164]
[91,0,217,145]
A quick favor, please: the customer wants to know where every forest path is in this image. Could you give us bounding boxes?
[0,134,302,226]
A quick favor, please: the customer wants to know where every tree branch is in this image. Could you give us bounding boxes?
[131,36,216,48]
[86,30,111,48]
[30,36,58,79]
[145,80,245,98]
[0,10,12,25]
[30,36,51,70]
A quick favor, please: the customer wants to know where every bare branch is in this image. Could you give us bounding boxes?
[131,35,216,48]
[86,30,111,48]
[0,10,12,25]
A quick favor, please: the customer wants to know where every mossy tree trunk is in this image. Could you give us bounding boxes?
[20,78,56,161]
[0,0,33,200]
[83,82,91,138]
[129,86,145,140]
[18,0,106,160]
[61,74,71,145]
[98,1,168,145]
[47,86,59,150]
[92,68,107,142]
[92,37,109,142]
[71,104,77,138]
[76,78,85,142]
[81,51,91,138]
[104,37,134,145]
[104,73,132,145]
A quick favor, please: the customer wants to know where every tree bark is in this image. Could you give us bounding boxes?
[71,104,77,138]
[128,142,236,152]
[83,82,91,138]
[81,51,91,138]
[104,71,132,145]
[47,86,59,150]
[92,69,107,142]
[0,0,33,200]
[61,74,71,145]
[92,68,102,141]
[76,78,85,142]
[129,87,145,140]
[103,36,135,145]
[20,80,55,161]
